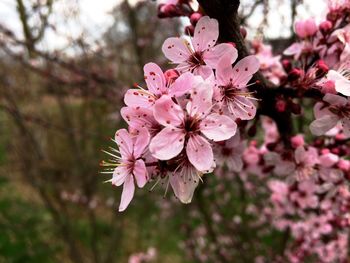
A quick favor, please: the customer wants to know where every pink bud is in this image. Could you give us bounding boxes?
[319,20,333,34]
[158,4,179,18]
[291,135,305,148]
[275,99,286,112]
[288,68,303,81]
[295,19,317,38]
[338,159,350,171]
[240,27,247,39]
[190,12,202,26]
[282,59,292,72]
[321,148,330,154]
[316,60,329,76]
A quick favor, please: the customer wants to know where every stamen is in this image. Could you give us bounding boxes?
[149,177,161,192]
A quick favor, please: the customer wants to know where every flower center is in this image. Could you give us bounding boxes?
[187,51,205,68]
[330,104,350,118]
[221,83,240,101]
[182,115,200,135]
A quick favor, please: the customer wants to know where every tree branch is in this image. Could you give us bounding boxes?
[198,0,299,144]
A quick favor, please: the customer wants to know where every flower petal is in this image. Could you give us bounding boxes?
[231,55,260,87]
[216,54,235,86]
[186,78,213,117]
[192,65,213,79]
[111,166,129,186]
[121,106,158,132]
[149,127,185,160]
[124,89,155,108]
[162,37,190,63]
[203,43,238,68]
[170,172,199,204]
[143,62,166,95]
[283,42,302,56]
[200,113,237,141]
[115,129,133,157]
[341,117,350,136]
[227,96,257,120]
[118,175,135,212]
[310,115,339,136]
[133,127,150,158]
[192,16,219,52]
[323,93,348,106]
[133,159,148,188]
[186,135,213,171]
[169,72,194,97]
[313,102,331,119]
[153,95,184,127]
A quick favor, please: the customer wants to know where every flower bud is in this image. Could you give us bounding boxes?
[282,59,292,72]
[291,135,304,148]
[338,159,350,172]
[275,99,286,112]
[190,12,202,26]
[319,20,333,34]
[240,27,247,39]
[158,4,179,18]
[315,60,329,77]
[288,68,303,82]
[295,19,317,38]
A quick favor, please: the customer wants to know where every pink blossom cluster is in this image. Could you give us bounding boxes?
[101,16,260,212]
[102,0,350,261]
[238,118,350,262]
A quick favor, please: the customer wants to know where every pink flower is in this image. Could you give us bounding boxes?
[261,116,280,144]
[310,94,350,136]
[290,180,318,209]
[295,19,318,39]
[253,41,285,85]
[214,54,260,120]
[168,153,215,203]
[162,16,238,78]
[107,128,150,212]
[268,180,289,204]
[294,146,319,180]
[213,130,245,172]
[124,62,194,108]
[149,78,237,171]
[324,69,350,96]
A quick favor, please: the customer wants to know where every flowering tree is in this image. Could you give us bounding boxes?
[101,0,350,262]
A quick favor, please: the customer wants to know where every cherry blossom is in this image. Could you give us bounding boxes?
[103,128,150,211]
[149,77,237,171]
[162,16,238,78]
[214,54,260,120]
[310,94,350,136]
[125,62,194,108]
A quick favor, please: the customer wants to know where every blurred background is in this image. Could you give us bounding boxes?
[0,0,328,262]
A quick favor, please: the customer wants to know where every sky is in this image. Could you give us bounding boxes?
[0,0,328,52]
